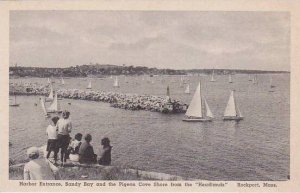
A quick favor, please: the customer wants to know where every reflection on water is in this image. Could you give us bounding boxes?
[9,74,289,180]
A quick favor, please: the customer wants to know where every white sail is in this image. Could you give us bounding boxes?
[47,78,50,84]
[210,70,215,82]
[114,77,119,87]
[184,84,190,94]
[224,91,237,117]
[87,80,92,89]
[185,82,203,118]
[48,92,60,112]
[48,84,54,100]
[236,105,243,117]
[204,97,213,118]
[61,77,65,85]
[229,75,233,83]
[40,97,48,116]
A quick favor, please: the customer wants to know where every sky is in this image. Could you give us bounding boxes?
[10,11,290,71]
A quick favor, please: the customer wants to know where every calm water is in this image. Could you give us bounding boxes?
[9,74,290,180]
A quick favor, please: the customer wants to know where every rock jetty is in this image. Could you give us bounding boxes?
[9,82,188,113]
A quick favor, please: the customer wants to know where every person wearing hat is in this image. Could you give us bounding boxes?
[24,147,61,180]
[56,110,72,165]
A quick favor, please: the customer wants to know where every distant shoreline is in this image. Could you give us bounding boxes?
[9,64,290,78]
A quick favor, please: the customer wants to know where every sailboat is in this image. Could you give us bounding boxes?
[9,94,20,107]
[270,75,275,88]
[40,97,50,118]
[184,84,190,94]
[248,75,252,81]
[61,77,65,85]
[47,78,51,84]
[87,80,92,89]
[253,75,258,84]
[47,92,62,113]
[183,81,214,122]
[45,84,54,102]
[228,75,233,83]
[223,90,243,121]
[51,76,55,83]
[210,70,215,82]
[113,77,119,87]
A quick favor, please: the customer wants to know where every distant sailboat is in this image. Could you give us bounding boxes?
[47,78,51,84]
[113,77,119,87]
[270,75,275,88]
[183,81,213,122]
[223,90,243,121]
[61,77,65,85]
[51,76,55,83]
[269,75,275,92]
[10,94,20,107]
[184,84,190,94]
[252,75,258,84]
[46,84,54,102]
[228,75,233,83]
[40,97,50,117]
[87,80,92,89]
[248,75,252,81]
[210,70,215,82]
[47,92,61,113]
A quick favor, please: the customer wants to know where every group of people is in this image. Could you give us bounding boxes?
[23,110,112,180]
[46,110,112,165]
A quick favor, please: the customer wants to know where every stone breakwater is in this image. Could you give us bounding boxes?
[9,82,188,113]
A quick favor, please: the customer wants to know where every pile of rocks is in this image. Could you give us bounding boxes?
[9,82,188,113]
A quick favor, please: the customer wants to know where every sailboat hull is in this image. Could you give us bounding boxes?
[182,118,212,122]
[223,116,243,121]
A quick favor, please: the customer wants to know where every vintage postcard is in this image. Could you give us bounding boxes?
[0,0,300,192]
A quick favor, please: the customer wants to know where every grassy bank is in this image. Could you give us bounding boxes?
[9,165,156,180]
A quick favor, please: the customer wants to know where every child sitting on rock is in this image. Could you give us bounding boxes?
[66,133,82,162]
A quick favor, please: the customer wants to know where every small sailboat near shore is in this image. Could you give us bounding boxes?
[40,97,50,118]
[113,77,120,87]
[253,75,258,84]
[223,90,243,121]
[47,92,62,113]
[10,94,20,107]
[183,81,213,122]
[61,77,65,85]
[45,84,54,102]
[87,80,92,89]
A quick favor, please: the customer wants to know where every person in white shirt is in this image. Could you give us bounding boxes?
[56,110,72,164]
[46,116,59,164]
[24,147,61,180]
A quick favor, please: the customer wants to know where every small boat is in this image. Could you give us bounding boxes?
[183,81,214,122]
[248,75,252,81]
[210,70,216,82]
[45,83,54,102]
[270,75,275,88]
[61,77,65,85]
[87,80,92,89]
[228,75,233,83]
[47,78,51,84]
[113,77,120,87]
[223,90,243,121]
[40,97,50,118]
[9,94,20,107]
[51,76,55,83]
[47,92,62,113]
[253,75,258,84]
[184,84,190,94]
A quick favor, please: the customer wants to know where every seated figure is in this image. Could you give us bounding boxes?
[78,134,97,164]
